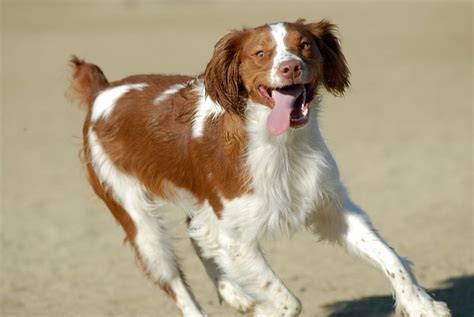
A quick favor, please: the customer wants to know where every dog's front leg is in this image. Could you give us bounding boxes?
[312,199,451,317]
[217,236,302,317]
[189,216,301,317]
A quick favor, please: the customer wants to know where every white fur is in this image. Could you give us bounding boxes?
[154,83,186,105]
[91,83,146,122]
[191,81,225,138]
[269,23,305,87]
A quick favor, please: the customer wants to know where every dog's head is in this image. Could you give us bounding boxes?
[204,19,350,135]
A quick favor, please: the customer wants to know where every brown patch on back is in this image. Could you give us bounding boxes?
[92,75,250,218]
[112,73,192,89]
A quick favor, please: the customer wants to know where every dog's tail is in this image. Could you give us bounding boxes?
[68,55,109,108]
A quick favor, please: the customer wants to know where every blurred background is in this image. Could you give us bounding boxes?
[1,1,472,316]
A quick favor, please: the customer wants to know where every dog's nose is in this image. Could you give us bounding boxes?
[278,60,303,80]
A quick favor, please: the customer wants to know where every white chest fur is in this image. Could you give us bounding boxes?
[218,101,344,238]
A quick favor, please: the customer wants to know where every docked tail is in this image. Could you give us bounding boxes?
[68,56,109,107]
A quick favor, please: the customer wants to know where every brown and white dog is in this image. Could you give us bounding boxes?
[69,20,451,317]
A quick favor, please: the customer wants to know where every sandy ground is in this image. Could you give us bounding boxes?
[1,1,473,316]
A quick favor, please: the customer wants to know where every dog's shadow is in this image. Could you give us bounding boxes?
[323,275,474,317]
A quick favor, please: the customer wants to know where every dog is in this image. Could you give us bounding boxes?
[69,19,451,317]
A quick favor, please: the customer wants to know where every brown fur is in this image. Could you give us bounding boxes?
[68,56,109,106]
[204,30,248,115]
[239,25,277,106]
[298,19,351,95]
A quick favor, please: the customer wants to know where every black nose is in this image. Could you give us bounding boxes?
[278,60,303,79]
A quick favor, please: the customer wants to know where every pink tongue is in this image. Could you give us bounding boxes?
[266,85,303,136]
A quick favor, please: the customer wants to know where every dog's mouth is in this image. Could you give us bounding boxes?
[257,83,314,136]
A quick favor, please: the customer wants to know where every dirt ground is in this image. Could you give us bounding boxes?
[1,1,472,316]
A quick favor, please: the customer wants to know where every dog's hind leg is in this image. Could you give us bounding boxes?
[86,130,206,317]
[310,199,451,317]
[128,206,205,317]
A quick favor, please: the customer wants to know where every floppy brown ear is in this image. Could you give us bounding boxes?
[204,30,246,113]
[304,20,350,96]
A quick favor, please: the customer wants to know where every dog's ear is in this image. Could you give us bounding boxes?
[204,30,246,114]
[303,20,350,96]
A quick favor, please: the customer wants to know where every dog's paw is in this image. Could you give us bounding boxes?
[217,279,254,313]
[252,300,302,317]
[428,300,452,317]
[397,291,451,317]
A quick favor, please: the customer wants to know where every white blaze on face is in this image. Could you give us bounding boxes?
[269,23,304,87]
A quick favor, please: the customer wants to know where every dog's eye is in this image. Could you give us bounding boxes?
[300,42,311,50]
[256,51,265,58]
